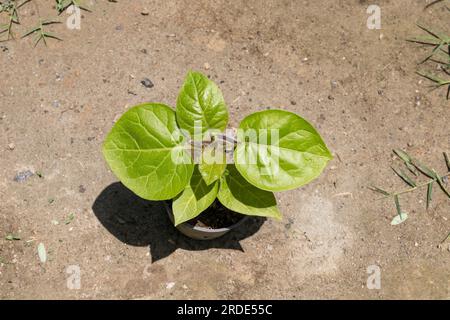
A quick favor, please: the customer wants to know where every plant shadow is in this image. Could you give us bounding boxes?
[92,182,266,263]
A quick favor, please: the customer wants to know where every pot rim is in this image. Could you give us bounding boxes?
[163,201,249,233]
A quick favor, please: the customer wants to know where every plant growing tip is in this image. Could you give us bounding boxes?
[102,71,332,228]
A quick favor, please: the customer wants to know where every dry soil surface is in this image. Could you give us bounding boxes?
[0,0,449,299]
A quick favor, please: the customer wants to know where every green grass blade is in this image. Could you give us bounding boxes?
[391,167,417,187]
[43,32,62,41]
[426,182,433,209]
[394,195,403,218]
[411,159,438,179]
[393,149,412,163]
[22,26,40,38]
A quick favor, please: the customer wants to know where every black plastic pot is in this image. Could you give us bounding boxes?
[164,201,248,240]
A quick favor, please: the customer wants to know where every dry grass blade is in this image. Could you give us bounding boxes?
[368,186,391,196]
[425,0,446,9]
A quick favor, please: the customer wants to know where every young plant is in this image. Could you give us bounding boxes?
[370,149,450,226]
[22,19,61,46]
[0,0,30,41]
[102,71,332,226]
[408,5,450,99]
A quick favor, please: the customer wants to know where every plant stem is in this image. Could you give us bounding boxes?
[388,172,450,198]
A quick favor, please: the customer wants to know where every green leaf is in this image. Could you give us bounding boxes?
[234,110,332,191]
[103,103,194,200]
[217,165,281,219]
[391,212,408,225]
[172,166,219,226]
[176,71,228,136]
[198,145,227,185]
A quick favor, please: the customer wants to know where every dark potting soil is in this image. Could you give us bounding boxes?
[186,200,245,229]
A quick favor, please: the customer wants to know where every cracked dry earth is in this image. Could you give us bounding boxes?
[1,0,449,299]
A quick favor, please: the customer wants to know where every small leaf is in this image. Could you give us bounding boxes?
[368,186,390,196]
[64,213,75,225]
[198,145,227,185]
[176,71,229,135]
[391,212,408,225]
[394,195,402,218]
[391,167,416,187]
[5,234,21,241]
[393,149,412,164]
[411,159,437,179]
[37,243,47,263]
[426,182,433,210]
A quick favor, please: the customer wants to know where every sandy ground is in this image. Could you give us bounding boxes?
[0,0,449,299]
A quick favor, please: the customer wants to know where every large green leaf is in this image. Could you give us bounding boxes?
[172,166,219,226]
[176,71,229,136]
[235,109,332,191]
[103,103,194,200]
[217,165,281,219]
[198,145,227,185]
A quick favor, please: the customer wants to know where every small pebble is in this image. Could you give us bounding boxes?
[14,170,34,182]
[78,185,86,193]
[204,62,211,70]
[330,80,338,88]
[140,48,147,54]
[166,282,175,289]
[290,100,297,105]
[141,8,149,15]
[115,25,123,31]
[8,143,15,150]
[141,78,154,88]
[52,100,60,108]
